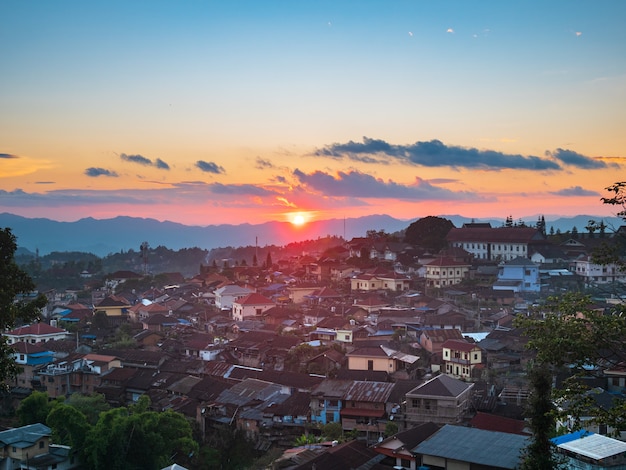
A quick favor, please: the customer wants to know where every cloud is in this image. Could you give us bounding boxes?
[447,28,454,34]
[196,160,225,174]
[35,181,55,184]
[292,169,481,201]
[547,148,617,169]
[85,167,119,177]
[120,153,170,170]
[255,157,274,169]
[0,153,18,159]
[205,182,277,197]
[314,137,562,171]
[155,158,170,170]
[549,186,600,197]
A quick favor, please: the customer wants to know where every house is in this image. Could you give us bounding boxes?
[372,422,441,470]
[493,256,541,293]
[10,341,54,390]
[574,255,626,286]
[405,374,474,426]
[347,345,419,377]
[424,257,471,289]
[446,226,547,261]
[94,295,132,319]
[38,353,121,398]
[4,323,69,344]
[0,423,80,469]
[231,293,275,322]
[441,339,483,380]
[286,439,383,470]
[350,270,410,292]
[419,328,464,361]
[340,380,397,441]
[552,431,626,469]
[214,285,254,311]
[413,424,529,469]
[347,346,395,373]
[310,379,353,425]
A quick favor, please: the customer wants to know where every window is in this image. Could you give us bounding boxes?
[474,353,478,360]
[39,440,45,449]
[367,360,373,371]
[412,398,419,408]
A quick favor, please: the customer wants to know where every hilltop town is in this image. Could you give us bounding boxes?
[2,215,626,469]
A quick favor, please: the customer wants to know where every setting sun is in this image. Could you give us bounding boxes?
[292,214,306,226]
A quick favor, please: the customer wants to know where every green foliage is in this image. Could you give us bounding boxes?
[384,421,399,437]
[16,391,59,426]
[65,393,110,425]
[200,424,257,469]
[515,292,626,437]
[83,399,198,470]
[321,421,343,441]
[46,404,90,449]
[0,228,48,385]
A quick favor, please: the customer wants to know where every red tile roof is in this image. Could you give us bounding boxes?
[7,323,66,336]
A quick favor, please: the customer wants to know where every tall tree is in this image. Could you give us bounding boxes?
[0,228,48,385]
[403,216,454,253]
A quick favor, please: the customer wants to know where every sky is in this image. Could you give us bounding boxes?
[1,1,625,228]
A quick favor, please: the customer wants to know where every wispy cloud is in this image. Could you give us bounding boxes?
[206,182,277,196]
[120,153,170,170]
[293,169,482,201]
[196,160,225,174]
[549,186,600,197]
[314,137,562,171]
[255,157,274,169]
[547,148,618,169]
[85,167,118,177]
[0,153,19,159]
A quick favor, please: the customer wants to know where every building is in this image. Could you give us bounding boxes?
[493,256,541,293]
[413,424,529,469]
[231,293,275,321]
[553,431,626,469]
[405,374,474,425]
[4,323,69,345]
[424,257,471,289]
[446,226,547,261]
[441,339,483,380]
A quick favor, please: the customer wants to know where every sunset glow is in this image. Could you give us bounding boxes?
[0,2,624,227]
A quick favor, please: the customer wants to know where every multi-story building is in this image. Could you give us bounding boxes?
[424,257,471,288]
[441,339,483,380]
[446,226,547,262]
[574,255,626,286]
[405,374,474,426]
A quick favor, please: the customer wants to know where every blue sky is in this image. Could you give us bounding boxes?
[1,1,625,226]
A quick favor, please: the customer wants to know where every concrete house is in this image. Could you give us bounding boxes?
[424,257,471,289]
[441,339,483,380]
[231,293,276,322]
[405,374,474,426]
[493,256,541,293]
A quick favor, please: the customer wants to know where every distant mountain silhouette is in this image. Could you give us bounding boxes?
[2,212,621,257]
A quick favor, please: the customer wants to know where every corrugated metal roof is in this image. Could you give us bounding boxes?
[413,424,528,469]
[555,432,626,460]
[343,381,395,403]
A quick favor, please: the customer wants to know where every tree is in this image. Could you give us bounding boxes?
[519,365,564,469]
[65,393,111,425]
[16,391,59,426]
[515,293,626,435]
[83,400,198,470]
[403,216,454,253]
[46,404,90,449]
[0,228,48,385]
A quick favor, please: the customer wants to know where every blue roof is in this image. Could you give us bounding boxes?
[551,430,593,446]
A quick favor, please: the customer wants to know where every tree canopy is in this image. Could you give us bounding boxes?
[0,228,48,385]
[404,216,454,253]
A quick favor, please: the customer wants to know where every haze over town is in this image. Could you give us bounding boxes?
[1,1,625,227]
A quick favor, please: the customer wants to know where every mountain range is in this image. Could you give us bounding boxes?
[1,212,622,257]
